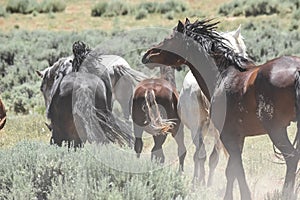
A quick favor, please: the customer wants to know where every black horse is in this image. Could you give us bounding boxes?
[45,41,132,147]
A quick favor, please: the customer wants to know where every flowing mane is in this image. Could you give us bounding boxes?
[181,19,254,71]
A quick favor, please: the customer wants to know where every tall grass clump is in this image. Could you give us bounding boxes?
[91,0,131,17]
[156,0,187,14]
[6,0,65,14]
[218,0,296,17]
[138,2,159,14]
[0,141,189,199]
[91,2,107,17]
[6,0,38,14]
[135,8,148,20]
[37,0,66,13]
[92,0,188,17]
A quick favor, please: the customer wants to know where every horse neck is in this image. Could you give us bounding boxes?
[184,46,220,101]
[160,66,176,88]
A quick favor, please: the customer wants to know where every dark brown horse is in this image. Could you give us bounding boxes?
[142,19,300,200]
[40,42,132,147]
[132,66,186,171]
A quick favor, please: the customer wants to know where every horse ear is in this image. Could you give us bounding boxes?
[177,20,184,33]
[36,70,43,78]
[233,24,241,38]
[184,18,190,25]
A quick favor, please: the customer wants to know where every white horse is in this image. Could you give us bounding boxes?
[177,26,249,186]
[37,54,148,123]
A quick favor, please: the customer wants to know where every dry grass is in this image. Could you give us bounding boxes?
[0,0,299,199]
[0,0,289,33]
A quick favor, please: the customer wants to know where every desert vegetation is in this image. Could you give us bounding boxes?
[0,0,299,199]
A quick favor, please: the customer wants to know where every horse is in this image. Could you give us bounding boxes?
[38,42,132,147]
[177,26,248,185]
[132,65,187,171]
[37,54,148,123]
[142,19,300,200]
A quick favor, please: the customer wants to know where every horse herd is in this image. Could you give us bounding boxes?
[0,18,299,199]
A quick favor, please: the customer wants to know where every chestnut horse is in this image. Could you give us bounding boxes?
[132,66,186,171]
[142,19,300,200]
[177,26,247,185]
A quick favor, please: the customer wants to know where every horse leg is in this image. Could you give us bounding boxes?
[192,126,207,185]
[207,143,220,187]
[268,128,299,199]
[221,132,251,200]
[119,98,131,121]
[133,124,143,158]
[172,122,187,172]
[151,134,167,164]
[207,123,222,187]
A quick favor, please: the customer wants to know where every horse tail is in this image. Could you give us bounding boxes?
[144,89,175,134]
[113,65,148,83]
[294,71,300,154]
[72,79,133,147]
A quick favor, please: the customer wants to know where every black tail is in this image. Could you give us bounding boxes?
[294,71,300,153]
[72,81,133,147]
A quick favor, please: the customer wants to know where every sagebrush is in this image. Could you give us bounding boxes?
[0,141,189,199]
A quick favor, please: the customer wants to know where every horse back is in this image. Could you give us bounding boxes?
[132,78,179,128]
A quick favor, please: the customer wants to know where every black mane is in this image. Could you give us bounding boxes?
[181,19,253,72]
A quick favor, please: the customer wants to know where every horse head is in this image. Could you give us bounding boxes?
[142,18,248,69]
[142,20,190,68]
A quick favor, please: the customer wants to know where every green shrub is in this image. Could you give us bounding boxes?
[157,0,187,14]
[92,0,131,17]
[91,2,108,17]
[218,0,295,17]
[165,11,174,20]
[244,0,280,17]
[0,141,189,199]
[6,0,38,14]
[6,0,65,14]
[38,0,66,13]
[138,2,159,13]
[135,8,148,20]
